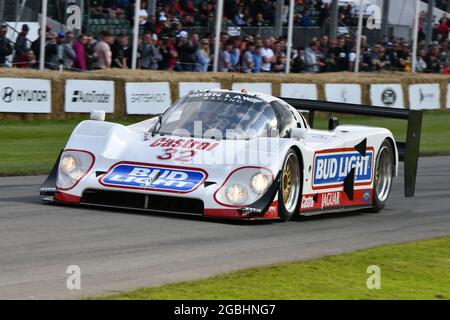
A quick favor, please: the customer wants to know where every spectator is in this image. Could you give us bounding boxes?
[427,44,442,73]
[16,48,36,69]
[438,17,449,39]
[72,34,88,71]
[66,31,75,45]
[272,41,286,72]
[384,41,397,68]
[292,47,306,73]
[260,38,274,72]
[139,32,162,70]
[177,31,196,71]
[333,36,350,72]
[56,32,76,69]
[195,38,211,72]
[31,25,51,61]
[252,45,262,73]
[322,38,337,72]
[395,42,412,71]
[299,11,311,28]
[158,34,178,70]
[305,41,321,73]
[318,34,329,56]
[85,34,97,70]
[94,30,113,69]
[416,48,428,72]
[240,41,255,73]
[45,34,59,69]
[229,38,241,71]
[0,24,12,66]
[138,1,149,26]
[14,24,29,64]
[369,45,391,71]
[219,39,235,72]
[253,12,270,27]
[144,15,158,34]
[111,33,129,68]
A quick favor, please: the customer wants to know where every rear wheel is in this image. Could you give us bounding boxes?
[370,140,394,213]
[278,149,301,222]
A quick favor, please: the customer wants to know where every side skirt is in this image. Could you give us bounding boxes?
[299,204,373,217]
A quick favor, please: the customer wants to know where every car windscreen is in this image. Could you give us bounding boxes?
[157,92,278,140]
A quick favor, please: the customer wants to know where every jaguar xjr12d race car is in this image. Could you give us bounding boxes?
[40,90,423,221]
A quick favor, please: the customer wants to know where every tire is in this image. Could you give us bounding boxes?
[370,139,395,213]
[278,149,302,222]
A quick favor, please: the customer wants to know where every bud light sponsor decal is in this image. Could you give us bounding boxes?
[313,148,374,189]
[100,162,207,193]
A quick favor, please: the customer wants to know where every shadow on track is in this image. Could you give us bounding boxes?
[40,198,367,226]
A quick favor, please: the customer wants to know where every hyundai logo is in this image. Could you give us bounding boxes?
[1,87,14,103]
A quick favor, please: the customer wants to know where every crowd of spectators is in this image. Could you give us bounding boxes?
[87,0,362,30]
[0,1,449,74]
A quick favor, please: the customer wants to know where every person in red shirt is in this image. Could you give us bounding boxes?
[72,34,88,71]
[16,49,37,68]
[438,18,449,39]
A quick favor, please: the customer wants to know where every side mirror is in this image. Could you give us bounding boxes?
[328,117,339,131]
[90,109,106,121]
[149,115,162,134]
[290,128,308,140]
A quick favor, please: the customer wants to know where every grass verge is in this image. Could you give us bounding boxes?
[94,236,450,300]
[0,111,449,176]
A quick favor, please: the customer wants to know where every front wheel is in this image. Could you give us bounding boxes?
[278,149,302,222]
[370,140,394,213]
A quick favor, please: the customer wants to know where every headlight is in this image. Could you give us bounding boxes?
[226,184,248,205]
[214,167,273,207]
[60,155,78,175]
[250,173,270,194]
[57,150,94,190]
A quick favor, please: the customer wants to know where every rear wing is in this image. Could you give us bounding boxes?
[280,98,423,198]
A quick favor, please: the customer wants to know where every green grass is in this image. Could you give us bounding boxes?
[0,117,133,176]
[95,236,450,300]
[0,111,449,176]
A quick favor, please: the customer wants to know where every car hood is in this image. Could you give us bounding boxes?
[66,121,284,181]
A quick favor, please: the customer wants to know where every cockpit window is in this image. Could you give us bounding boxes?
[158,92,278,140]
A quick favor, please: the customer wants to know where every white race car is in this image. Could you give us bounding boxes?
[41,89,422,221]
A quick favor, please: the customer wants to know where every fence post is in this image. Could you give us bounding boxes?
[39,0,48,70]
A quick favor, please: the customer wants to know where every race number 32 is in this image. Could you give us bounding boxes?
[157,148,196,162]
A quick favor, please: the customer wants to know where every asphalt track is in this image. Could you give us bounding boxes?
[0,156,449,299]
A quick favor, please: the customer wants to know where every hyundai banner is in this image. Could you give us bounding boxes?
[0,78,51,113]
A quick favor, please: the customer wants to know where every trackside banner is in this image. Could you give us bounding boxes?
[408,83,441,110]
[325,83,362,104]
[125,82,171,115]
[0,78,51,113]
[370,84,404,109]
[65,80,115,113]
[280,83,318,100]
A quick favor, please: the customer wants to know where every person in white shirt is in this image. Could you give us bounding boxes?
[260,38,274,72]
[139,2,148,26]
